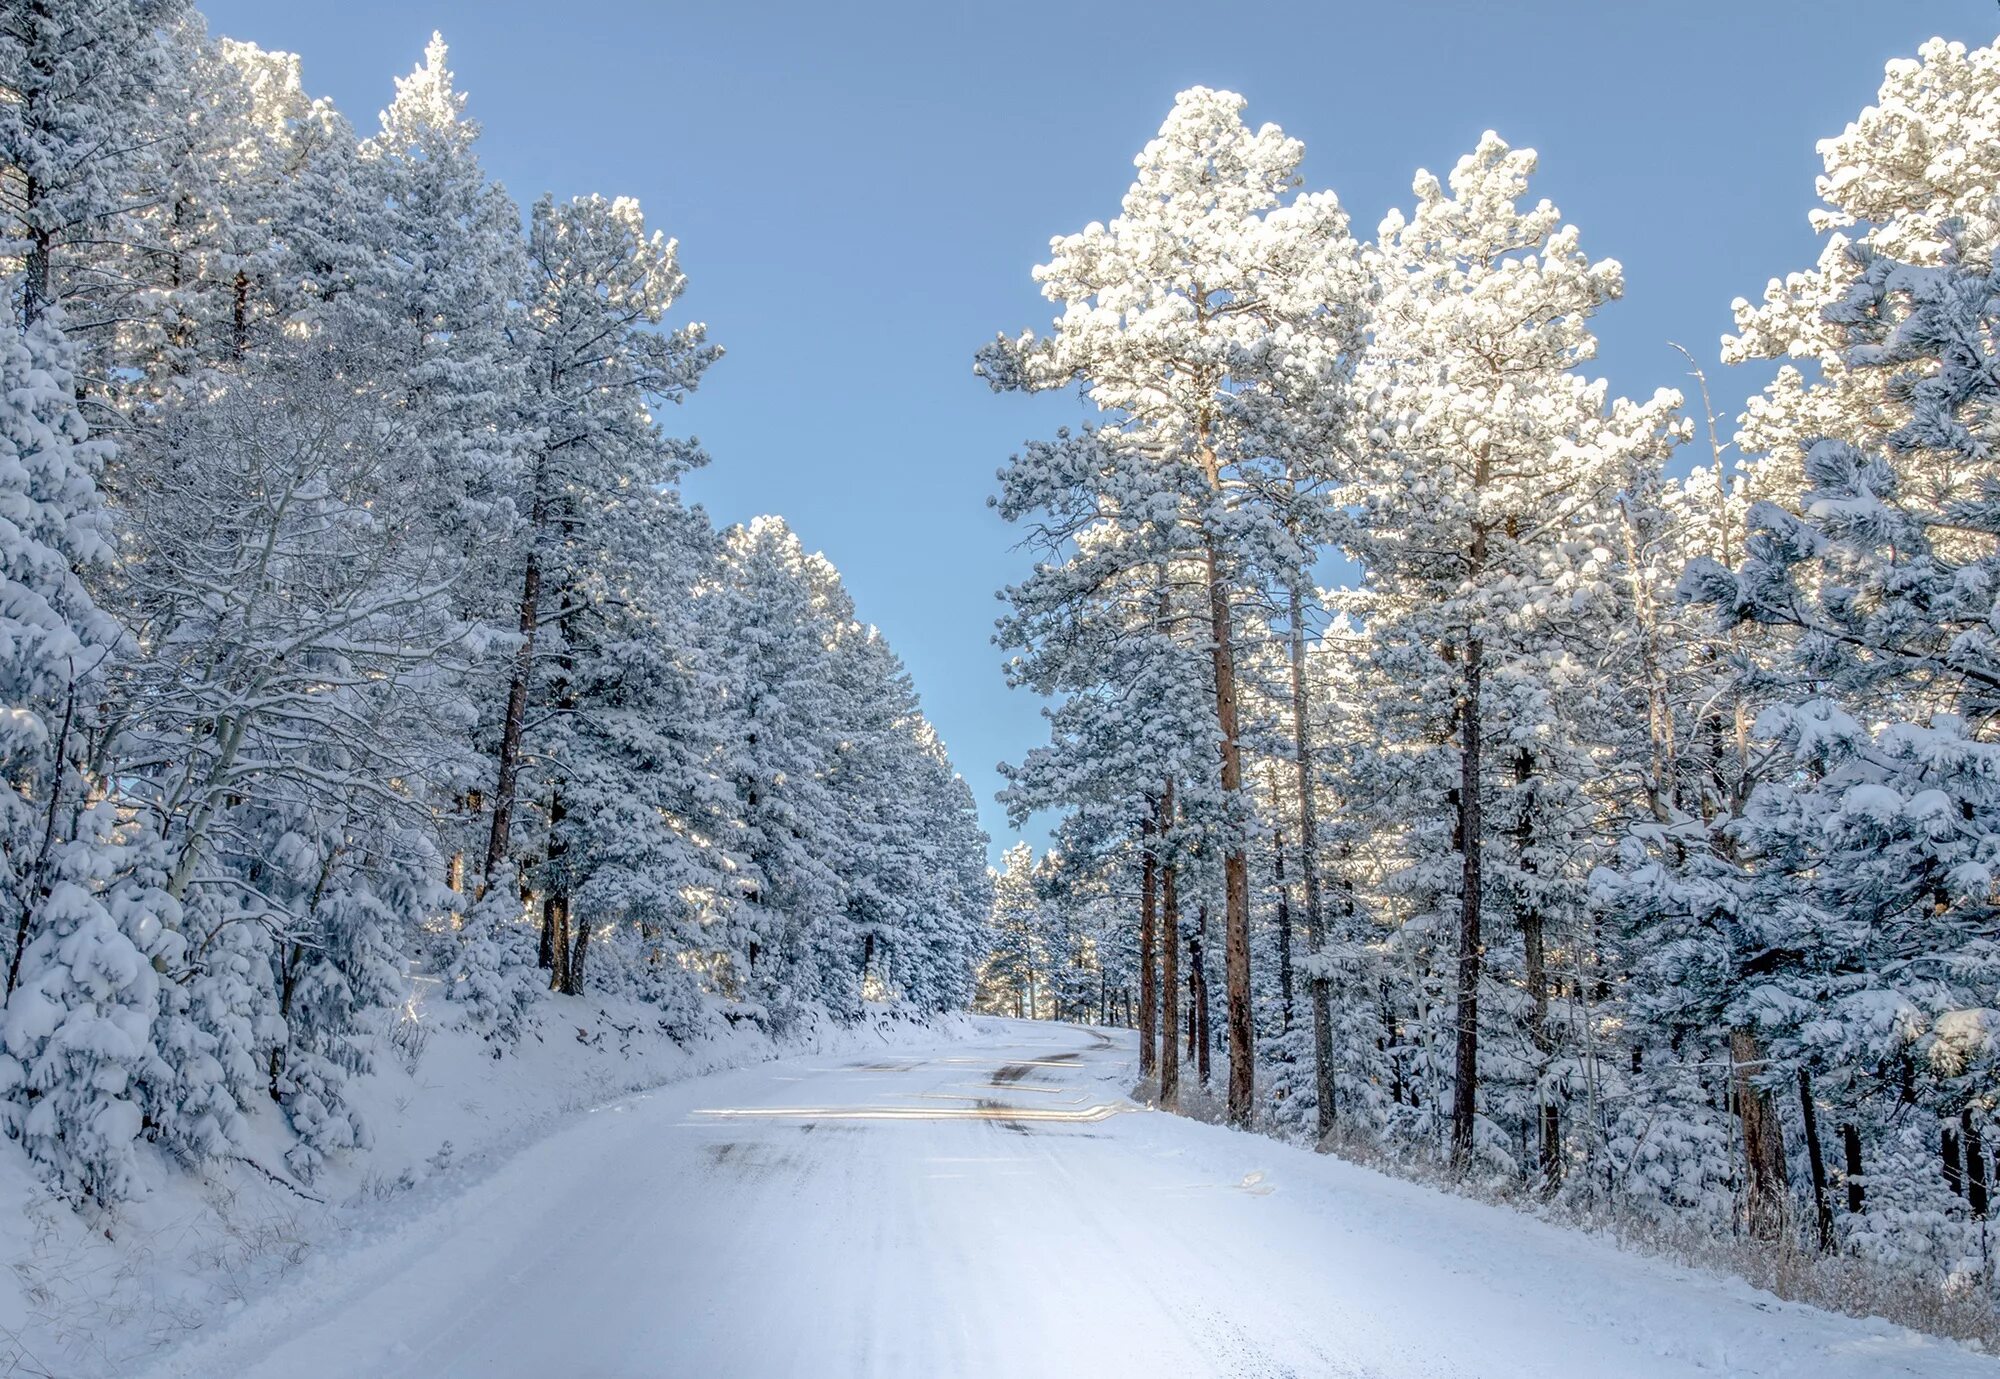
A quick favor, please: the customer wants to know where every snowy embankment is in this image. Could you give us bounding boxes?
[0,990,991,1379]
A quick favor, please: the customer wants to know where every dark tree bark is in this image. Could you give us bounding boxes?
[1159,792,1181,1109]
[1963,1109,1989,1220]
[1186,925,1199,1059]
[1450,636,1484,1171]
[1288,584,1336,1139]
[484,540,542,885]
[1193,422,1254,1127]
[1139,800,1159,1079]
[545,894,570,992]
[1841,1122,1865,1215]
[1799,1068,1833,1252]
[1732,1028,1789,1241]
[1273,817,1293,1034]
[565,913,590,995]
[1513,749,1559,1190]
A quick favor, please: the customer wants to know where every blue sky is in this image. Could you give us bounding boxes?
[205,0,1994,860]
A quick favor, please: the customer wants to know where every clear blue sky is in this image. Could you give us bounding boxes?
[204,0,1994,861]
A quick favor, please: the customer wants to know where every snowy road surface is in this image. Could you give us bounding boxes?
[144,1021,1991,1379]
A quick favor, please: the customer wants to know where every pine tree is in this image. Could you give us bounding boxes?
[481,193,719,894]
[1341,131,1682,1170]
[982,88,1363,1125]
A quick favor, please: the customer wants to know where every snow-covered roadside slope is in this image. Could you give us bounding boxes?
[0,993,995,1379]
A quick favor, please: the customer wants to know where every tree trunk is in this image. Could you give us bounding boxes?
[1186,932,1200,1060]
[1964,1109,1989,1220]
[1193,908,1212,1088]
[565,914,590,996]
[1159,797,1181,1108]
[1799,1068,1833,1251]
[1139,800,1159,1079]
[1191,418,1254,1126]
[22,204,51,327]
[1514,749,1557,1189]
[7,683,75,997]
[1945,1123,1965,1199]
[1450,636,1484,1171]
[545,893,570,992]
[484,543,542,885]
[1198,529,1255,1125]
[1731,1027,1789,1241]
[1288,584,1335,1139]
[268,942,303,1099]
[1272,815,1294,1034]
[1841,1122,1865,1214]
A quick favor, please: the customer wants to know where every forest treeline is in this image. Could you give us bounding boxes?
[973,43,2000,1310]
[0,4,990,1205]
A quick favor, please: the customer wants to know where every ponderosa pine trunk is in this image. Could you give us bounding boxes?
[1186,927,1200,1060]
[1196,428,1254,1127]
[1193,908,1212,1088]
[1450,475,1490,1172]
[484,540,541,886]
[539,788,565,970]
[1139,800,1159,1079]
[21,185,51,328]
[1159,788,1181,1109]
[1288,585,1335,1138]
[1272,808,1294,1034]
[1450,634,1484,1171]
[566,912,590,995]
[1514,749,1558,1190]
[1964,1109,1989,1220]
[1732,1027,1789,1241]
[1841,1122,1865,1214]
[1799,1068,1833,1251]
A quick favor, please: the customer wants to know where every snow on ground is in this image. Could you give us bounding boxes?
[115,1021,1997,1379]
[0,992,987,1379]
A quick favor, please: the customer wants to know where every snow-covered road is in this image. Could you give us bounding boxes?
[145,1021,1991,1378]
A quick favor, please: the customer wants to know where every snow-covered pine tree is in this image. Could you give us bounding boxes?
[0,0,192,331]
[978,842,1048,1019]
[981,87,1363,1126]
[1340,131,1683,1172]
[1681,227,2000,1274]
[481,192,718,907]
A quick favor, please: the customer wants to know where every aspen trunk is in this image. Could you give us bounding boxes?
[1732,1028,1789,1241]
[1289,585,1335,1138]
